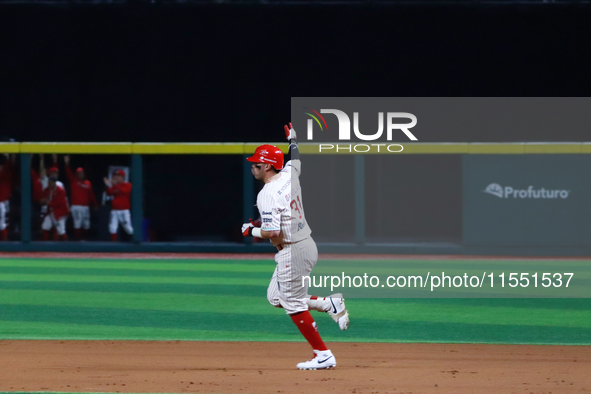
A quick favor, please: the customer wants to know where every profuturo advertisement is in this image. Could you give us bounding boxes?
[463,155,591,247]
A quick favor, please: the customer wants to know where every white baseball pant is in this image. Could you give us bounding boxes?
[267,237,318,315]
[41,213,67,235]
[109,209,133,234]
[0,201,6,231]
[71,205,91,229]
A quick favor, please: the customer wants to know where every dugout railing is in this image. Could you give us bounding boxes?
[1,141,591,256]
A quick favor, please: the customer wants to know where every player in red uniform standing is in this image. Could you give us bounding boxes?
[104,169,133,241]
[0,154,15,241]
[39,156,64,241]
[40,176,70,241]
[63,155,98,240]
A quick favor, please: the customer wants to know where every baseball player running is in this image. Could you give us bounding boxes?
[242,123,349,370]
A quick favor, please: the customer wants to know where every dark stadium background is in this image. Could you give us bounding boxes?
[1,3,590,242]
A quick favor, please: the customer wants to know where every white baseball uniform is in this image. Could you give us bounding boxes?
[71,205,91,230]
[109,210,133,235]
[41,212,67,235]
[257,159,316,315]
[0,201,6,231]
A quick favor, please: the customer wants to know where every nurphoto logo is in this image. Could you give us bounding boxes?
[484,183,570,199]
[303,107,417,153]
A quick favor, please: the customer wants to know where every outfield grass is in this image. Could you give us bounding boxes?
[0,257,590,345]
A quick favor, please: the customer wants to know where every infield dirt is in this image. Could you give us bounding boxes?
[1,340,590,394]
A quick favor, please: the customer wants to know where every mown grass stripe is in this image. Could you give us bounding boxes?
[2,290,591,328]
[0,290,271,315]
[3,281,591,317]
[1,317,590,345]
[3,257,590,270]
[0,274,268,286]
[0,266,272,279]
[0,281,263,297]
[0,318,299,342]
[3,259,590,283]
[1,280,590,310]
[0,259,272,272]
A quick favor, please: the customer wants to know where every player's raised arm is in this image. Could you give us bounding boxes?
[64,155,77,184]
[284,122,299,161]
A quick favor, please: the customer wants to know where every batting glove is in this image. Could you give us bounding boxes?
[284,122,297,141]
[241,220,255,236]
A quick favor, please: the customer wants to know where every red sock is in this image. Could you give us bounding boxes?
[74,229,81,240]
[42,230,50,240]
[52,229,58,241]
[290,311,328,351]
[111,233,117,241]
[0,228,7,241]
[60,234,68,241]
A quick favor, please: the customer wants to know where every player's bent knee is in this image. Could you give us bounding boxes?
[267,297,282,308]
[285,306,309,315]
[281,299,309,315]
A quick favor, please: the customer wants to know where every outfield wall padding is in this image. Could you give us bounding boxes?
[463,155,591,247]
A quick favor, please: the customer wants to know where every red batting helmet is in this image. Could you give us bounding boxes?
[246,144,284,170]
[76,167,84,173]
[113,169,126,177]
[48,166,59,174]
